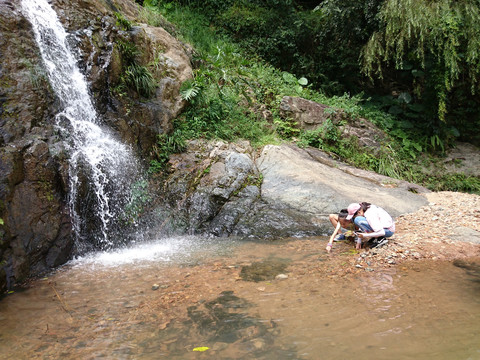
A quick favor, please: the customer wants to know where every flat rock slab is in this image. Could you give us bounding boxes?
[257,145,429,219]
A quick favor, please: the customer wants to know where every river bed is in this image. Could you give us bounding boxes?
[1,236,479,359]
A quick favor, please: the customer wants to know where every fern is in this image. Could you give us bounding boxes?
[180,81,201,101]
[124,64,156,98]
[116,40,139,66]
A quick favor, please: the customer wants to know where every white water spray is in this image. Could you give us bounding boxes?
[22,0,140,249]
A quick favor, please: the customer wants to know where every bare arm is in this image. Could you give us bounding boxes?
[326,222,341,252]
[357,228,386,239]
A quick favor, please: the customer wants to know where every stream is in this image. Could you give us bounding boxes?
[1,237,479,359]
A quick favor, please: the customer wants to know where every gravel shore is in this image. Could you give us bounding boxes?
[365,191,480,267]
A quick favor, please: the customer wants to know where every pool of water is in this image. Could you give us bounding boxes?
[0,236,479,359]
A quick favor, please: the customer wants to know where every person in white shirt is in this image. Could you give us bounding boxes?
[345,202,395,249]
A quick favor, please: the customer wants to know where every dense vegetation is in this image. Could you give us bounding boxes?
[136,0,480,193]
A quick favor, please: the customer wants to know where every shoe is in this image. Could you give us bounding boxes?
[369,237,388,249]
[334,234,346,242]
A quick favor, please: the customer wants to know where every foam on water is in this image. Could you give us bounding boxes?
[69,236,238,268]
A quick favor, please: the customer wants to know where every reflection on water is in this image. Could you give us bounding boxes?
[0,237,479,360]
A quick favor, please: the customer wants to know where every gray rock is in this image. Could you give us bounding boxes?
[257,144,428,222]
[449,227,480,244]
[159,140,430,240]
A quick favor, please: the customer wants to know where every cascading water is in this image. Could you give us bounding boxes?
[21,0,141,251]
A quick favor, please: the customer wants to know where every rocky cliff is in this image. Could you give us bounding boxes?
[0,0,192,291]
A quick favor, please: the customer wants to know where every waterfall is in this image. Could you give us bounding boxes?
[21,0,141,251]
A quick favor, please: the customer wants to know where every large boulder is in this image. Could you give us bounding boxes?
[114,23,192,153]
[257,144,428,219]
[279,96,388,149]
[154,140,429,240]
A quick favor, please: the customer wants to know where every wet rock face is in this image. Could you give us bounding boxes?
[0,138,73,290]
[0,1,73,291]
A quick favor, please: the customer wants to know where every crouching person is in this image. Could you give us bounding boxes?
[346,202,395,249]
[326,209,357,253]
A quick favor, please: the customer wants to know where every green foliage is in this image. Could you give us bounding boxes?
[116,40,139,65]
[362,0,480,138]
[123,63,156,98]
[297,118,411,180]
[149,130,187,172]
[178,95,270,145]
[114,12,133,31]
[308,0,383,93]
[115,40,156,98]
[142,0,480,148]
[297,119,340,150]
[419,173,480,194]
[122,180,150,223]
[180,79,202,101]
[139,2,477,194]
[141,4,277,149]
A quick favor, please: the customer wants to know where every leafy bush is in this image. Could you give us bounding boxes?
[150,130,187,172]
[362,0,480,146]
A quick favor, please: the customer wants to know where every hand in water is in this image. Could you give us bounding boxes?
[326,243,332,253]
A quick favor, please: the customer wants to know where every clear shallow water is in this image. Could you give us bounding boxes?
[0,237,479,360]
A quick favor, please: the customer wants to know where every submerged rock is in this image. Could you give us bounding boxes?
[240,259,290,282]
